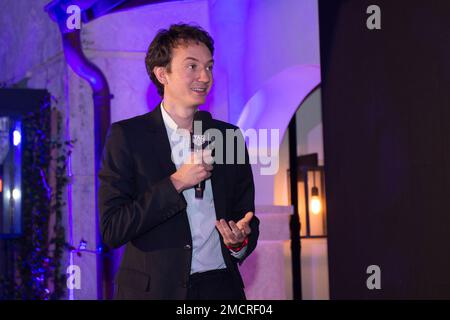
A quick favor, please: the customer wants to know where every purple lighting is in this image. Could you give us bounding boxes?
[237,65,321,144]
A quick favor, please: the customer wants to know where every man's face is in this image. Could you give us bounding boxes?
[163,41,213,109]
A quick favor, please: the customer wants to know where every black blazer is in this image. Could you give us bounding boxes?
[98,104,259,300]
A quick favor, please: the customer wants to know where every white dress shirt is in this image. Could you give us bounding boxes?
[160,103,246,274]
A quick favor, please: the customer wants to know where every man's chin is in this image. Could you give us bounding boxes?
[191,95,207,105]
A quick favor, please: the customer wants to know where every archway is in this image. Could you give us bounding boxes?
[236,64,321,205]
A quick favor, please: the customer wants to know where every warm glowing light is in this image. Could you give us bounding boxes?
[310,196,321,215]
[0,178,2,193]
[13,130,21,146]
[310,186,321,215]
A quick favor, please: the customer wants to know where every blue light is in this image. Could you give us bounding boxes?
[13,130,21,146]
[12,189,21,200]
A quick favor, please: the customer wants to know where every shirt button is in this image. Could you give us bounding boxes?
[184,244,192,250]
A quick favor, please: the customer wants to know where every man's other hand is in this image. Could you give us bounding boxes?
[215,211,254,248]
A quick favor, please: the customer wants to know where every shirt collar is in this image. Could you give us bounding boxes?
[160,101,179,132]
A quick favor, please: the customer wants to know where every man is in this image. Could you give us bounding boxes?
[98,24,259,300]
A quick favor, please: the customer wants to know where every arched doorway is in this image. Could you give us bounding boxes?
[235,65,327,299]
[237,64,321,205]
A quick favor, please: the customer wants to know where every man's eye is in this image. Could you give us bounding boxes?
[207,65,214,71]
[188,64,197,70]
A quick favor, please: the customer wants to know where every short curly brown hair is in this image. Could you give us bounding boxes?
[145,23,215,97]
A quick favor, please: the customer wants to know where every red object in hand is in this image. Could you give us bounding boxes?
[226,237,249,252]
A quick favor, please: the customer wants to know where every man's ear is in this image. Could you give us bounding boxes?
[153,66,167,85]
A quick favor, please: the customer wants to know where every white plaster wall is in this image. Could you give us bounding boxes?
[83,0,210,123]
[244,0,321,105]
[208,0,321,124]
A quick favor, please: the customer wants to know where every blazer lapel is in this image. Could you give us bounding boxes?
[144,103,177,177]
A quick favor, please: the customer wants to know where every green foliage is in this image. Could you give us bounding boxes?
[11,99,74,300]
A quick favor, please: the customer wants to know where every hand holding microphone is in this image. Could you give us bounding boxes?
[170,111,214,195]
[170,149,214,193]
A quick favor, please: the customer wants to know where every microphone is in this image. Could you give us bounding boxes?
[192,110,213,199]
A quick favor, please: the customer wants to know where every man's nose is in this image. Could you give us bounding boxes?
[198,67,212,83]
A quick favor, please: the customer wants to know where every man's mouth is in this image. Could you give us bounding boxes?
[191,87,208,96]
[191,87,207,93]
